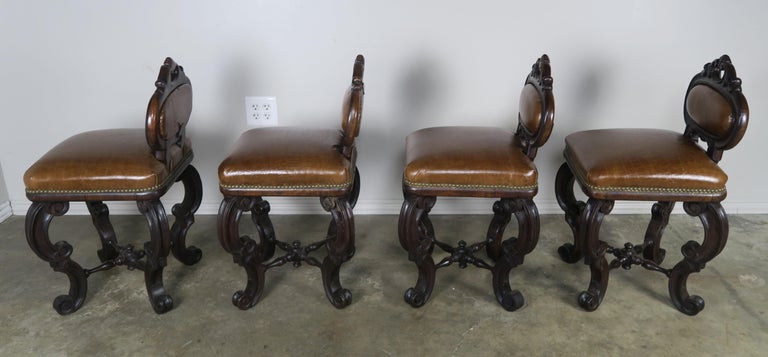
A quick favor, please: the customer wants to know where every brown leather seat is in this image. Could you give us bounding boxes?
[555,55,749,315]
[217,55,364,310]
[219,127,354,196]
[25,130,192,196]
[23,58,202,315]
[404,126,537,197]
[398,55,554,311]
[564,129,727,201]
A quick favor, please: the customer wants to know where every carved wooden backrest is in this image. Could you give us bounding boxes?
[517,54,554,160]
[145,57,193,166]
[339,55,365,158]
[684,54,748,163]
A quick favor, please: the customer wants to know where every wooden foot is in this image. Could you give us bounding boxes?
[555,163,585,263]
[577,198,613,311]
[137,200,173,314]
[398,194,437,308]
[170,165,203,265]
[217,196,274,309]
[668,202,728,315]
[490,199,539,311]
[25,201,87,315]
[320,196,356,308]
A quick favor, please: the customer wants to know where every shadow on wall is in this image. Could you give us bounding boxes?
[196,53,265,200]
[396,54,446,131]
[545,55,612,167]
[392,53,447,165]
[354,121,402,204]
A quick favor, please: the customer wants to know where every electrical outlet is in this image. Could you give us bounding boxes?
[245,96,278,126]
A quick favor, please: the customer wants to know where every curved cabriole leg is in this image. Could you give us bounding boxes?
[491,198,540,311]
[668,202,728,315]
[486,199,513,261]
[322,168,361,262]
[25,201,87,315]
[398,194,437,308]
[642,201,674,264]
[86,201,119,262]
[577,198,614,311]
[170,165,203,265]
[137,200,173,314]
[320,196,355,308]
[217,196,272,310]
[555,163,586,263]
[250,197,277,262]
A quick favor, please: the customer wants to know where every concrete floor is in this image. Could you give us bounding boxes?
[1,212,766,356]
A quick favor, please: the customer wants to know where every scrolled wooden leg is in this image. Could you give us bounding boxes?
[217,196,271,310]
[642,201,674,264]
[86,201,119,262]
[138,200,173,314]
[491,198,539,311]
[486,199,513,261]
[320,196,355,308]
[170,165,203,265]
[398,194,437,308]
[25,201,88,315]
[576,198,613,311]
[555,163,586,263]
[250,196,277,262]
[667,202,728,315]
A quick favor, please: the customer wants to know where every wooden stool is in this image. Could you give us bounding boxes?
[398,55,554,311]
[217,55,364,309]
[23,58,202,314]
[555,55,749,315]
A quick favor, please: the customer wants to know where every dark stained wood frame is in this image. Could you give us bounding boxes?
[24,58,202,315]
[555,55,748,315]
[398,55,554,311]
[216,55,365,309]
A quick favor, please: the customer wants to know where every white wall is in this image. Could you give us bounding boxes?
[1,0,766,215]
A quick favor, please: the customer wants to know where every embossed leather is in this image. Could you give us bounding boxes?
[564,128,727,201]
[218,127,355,196]
[403,126,537,198]
[24,128,191,197]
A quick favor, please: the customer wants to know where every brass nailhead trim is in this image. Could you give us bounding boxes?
[220,182,352,190]
[572,168,725,195]
[27,186,163,194]
[26,177,171,195]
[582,182,725,194]
[403,178,537,191]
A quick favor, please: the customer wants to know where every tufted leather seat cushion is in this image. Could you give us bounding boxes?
[218,127,355,197]
[564,128,727,202]
[403,126,538,198]
[24,129,191,200]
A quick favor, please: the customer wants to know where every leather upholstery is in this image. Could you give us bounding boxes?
[403,126,537,198]
[686,84,733,138]
[219,127,355,196]
[564,128,727,201]
[519,84,542,134]
[24,128,192,199]
[341,86,363,148]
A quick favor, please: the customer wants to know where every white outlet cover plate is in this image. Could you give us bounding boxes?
[245,96,278,127]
